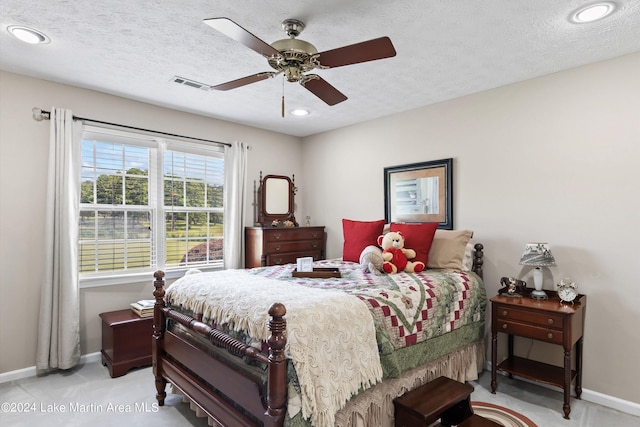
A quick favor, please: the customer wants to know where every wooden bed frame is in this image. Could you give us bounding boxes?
[152,243,484,427]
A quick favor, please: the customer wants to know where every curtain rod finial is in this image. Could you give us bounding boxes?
[32,107,47,121]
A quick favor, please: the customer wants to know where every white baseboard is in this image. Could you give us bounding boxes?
[0,352,101,384]
[581,388,640,417]
[484,362,640,417]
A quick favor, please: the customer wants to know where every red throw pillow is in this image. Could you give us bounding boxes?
[389,222,439,266]
[342,219,386,262]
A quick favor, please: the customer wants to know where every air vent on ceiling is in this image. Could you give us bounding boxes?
[170,76,213,91]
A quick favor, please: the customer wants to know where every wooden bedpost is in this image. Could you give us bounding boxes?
[473,243,484,279]
[152,270,167,406]
[266,302,287,422]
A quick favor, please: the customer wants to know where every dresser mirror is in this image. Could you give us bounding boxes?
[257,173,298,226]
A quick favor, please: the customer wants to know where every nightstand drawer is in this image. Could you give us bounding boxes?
[497,320,564,345]
[495,305,563,328]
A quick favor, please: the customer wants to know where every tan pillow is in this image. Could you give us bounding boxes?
[427,230,474,269]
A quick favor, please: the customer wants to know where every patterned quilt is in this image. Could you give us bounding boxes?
[251,259,486,354]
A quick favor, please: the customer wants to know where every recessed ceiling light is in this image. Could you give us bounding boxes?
[290,109,309,117]
[570,2,616,23]
[7,25,50,44]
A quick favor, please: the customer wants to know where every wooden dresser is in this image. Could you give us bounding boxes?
[245,226,325,268]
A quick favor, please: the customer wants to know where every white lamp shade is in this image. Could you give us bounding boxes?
[519,242,556,267]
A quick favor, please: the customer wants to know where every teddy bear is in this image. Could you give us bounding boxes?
[377,231,425,274]
[359,245,384,275]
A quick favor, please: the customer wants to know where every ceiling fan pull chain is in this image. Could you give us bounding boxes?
[281,75,285,118]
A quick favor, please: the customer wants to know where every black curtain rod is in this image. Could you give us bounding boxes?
[32,108,231,147]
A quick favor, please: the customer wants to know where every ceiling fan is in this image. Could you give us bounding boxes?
[204,17,397,106]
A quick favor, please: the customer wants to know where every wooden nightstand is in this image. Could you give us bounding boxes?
[100,309,153,378]
[490,291,586,419]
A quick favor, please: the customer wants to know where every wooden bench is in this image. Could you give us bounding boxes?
[458,414,502,427]
[393,376,474,427]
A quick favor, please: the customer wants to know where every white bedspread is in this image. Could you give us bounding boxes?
[165,269,383,427]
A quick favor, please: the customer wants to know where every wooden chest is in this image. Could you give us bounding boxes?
[100,309,153,378]
[245,226,325,268]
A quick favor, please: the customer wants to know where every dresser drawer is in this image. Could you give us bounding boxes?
[265,240,322,253]
[495,305,563,328]
[264,228,324,243]
[497,319,564,345]
[266,251,323,266]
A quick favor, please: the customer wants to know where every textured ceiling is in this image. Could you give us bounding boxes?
[1,0,639,137]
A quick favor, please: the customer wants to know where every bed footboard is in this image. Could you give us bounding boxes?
[152,270,287,427]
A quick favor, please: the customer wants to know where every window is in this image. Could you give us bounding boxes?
[163,150,224,268]
[78,127,224,285]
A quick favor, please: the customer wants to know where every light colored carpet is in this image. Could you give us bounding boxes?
[0,361,637,427]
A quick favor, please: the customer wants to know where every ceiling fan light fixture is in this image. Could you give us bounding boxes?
[290,109,309,117]
[570,2,616,23]
[8,25,50,44]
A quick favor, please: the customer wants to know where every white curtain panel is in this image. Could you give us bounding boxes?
[36,108,82,371]
[223,141,248,269]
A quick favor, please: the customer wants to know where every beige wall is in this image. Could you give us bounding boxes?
[0,71,302,372]
[1,52,639,406]
[302,53,640,404]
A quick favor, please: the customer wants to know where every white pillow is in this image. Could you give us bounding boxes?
[461,243,474,271]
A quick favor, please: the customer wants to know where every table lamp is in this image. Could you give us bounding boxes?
[519,242,556,300]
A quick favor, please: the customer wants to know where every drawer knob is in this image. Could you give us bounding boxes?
[311,243,318,248]
[273,258,282,264]
[274,245,281,251]
[548,318,554,325]
[502,310,508,316]
[547,333,554,339]
[502,324,508,330]
[312,232,319,238]
[274,234,281,240]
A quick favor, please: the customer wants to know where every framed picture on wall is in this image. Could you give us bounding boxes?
[384,158,453,229]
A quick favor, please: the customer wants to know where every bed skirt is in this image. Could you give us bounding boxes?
[171,338,485,427]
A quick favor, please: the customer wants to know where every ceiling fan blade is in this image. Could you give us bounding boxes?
[300,76,347,106]
[203,17,282,58]
[213,72,278,91]
[316,36,396,68]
